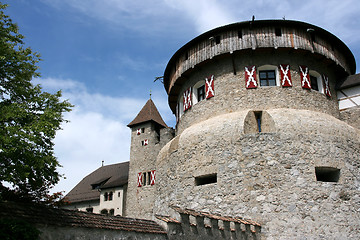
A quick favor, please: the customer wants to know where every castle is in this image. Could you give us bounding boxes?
[65,19,360,239]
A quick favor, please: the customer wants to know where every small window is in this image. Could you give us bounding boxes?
[104,192,108,201]
[310,75,319,91]
[101,209,108,215]
[195,174,217,186]
[86,207,93,213]
[147,172,151,185]
[215,35,221,44]
[254,111,262,132]
[109,209,115,216]
[259,70,276,86]
[275,28,282,36]
[108,192,113,201]
[141,128,145,133]
[238,29,243,38]
[315,167,340,182]
[143,172,147,186]
[197,85,205,102]
[309,71,323,93]
[118,192,121,198]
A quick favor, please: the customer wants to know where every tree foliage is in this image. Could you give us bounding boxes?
[0,3,72,202]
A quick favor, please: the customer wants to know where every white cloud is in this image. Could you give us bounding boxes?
[36,77,175,194]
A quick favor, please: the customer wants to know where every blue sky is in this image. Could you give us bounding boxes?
[5,0,360,194]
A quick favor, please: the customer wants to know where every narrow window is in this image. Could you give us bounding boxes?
[143,172,147,186]
[109,209,115,216]
[108,192,113,201]
[141,128,145,133]
[254,111,262,132]
[275,28,282,36]
[310,75,319,91]
[118,192,121,198]
[147,172,151,185]
[238,29,243,38]
[195,174,217,186]
[315,167,340,182]
[197,85,205,102]
[259,70,276,86]
[104,192,108,201]
[215,35,221,44]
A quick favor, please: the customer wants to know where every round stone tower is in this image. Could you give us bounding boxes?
[154,20,360,239]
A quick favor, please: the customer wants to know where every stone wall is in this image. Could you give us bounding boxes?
[175,50,341,134]
[340,106,360,129]
[38,226,167,240]
[154,109,360,239]
[126,122,175,220]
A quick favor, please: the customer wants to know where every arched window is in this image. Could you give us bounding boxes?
[101,209,108,215]
[258,65,280,87]
[108,191,113,201]
[104,192,108,201]
[309,70,323,93]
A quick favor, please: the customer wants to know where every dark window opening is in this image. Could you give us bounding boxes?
[309,32,316,42]
[86,207,93,213]
[254,111,262,132]
[101,209,108,215]
[104,192,108,201]
[109,209,115,216]
[108,192,113,201]
[275,28,282,36]
[197,85,205,102]
[155,125,161,143]
[147,172,151,185]
[259,70,276,86]
[238,29,243,38]
[315,167,340,182]
[118,192,121,197]
[141,128,145,133]
[310,75,319,91]
[143,172,147,186]
[215,35,221,44]
[195,174,217,186]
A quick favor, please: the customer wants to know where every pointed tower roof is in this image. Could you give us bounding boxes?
[127,99,168,128]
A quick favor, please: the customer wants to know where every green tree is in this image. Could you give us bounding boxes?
[0,3,72,202]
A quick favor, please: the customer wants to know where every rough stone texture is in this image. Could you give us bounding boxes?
[340,106,360,129]
[126,121,174,219]
[175,50,341,134]
[39,226,167,240]
[154,109,360,239]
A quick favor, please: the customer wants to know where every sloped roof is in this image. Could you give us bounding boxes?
[65,162,129,203]
[336,73,360,90]
[127,99,167,128]
[0,201,166,235]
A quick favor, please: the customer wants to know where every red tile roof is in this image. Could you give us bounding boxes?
[1,201,167,235]
[127,99,167,128]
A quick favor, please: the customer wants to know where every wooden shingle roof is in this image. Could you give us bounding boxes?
[65,162,129,203]
[127,99,167,128]
[0,201,167,234]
